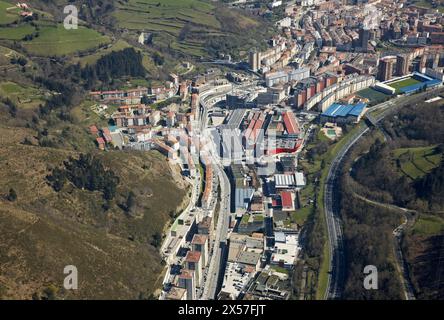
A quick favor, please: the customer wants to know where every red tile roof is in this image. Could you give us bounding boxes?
[96,137,105,144]
[90,125,99,134]
[191,234,207,245]
[185,251,201,263]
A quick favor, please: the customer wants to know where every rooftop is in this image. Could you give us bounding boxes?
[165,286,186,300]
[280,191,293,208]
[322,102,367,118]
[185,250,201,263]
[179,269,193,280]
[237,251,262,266]
[191,234,208,245]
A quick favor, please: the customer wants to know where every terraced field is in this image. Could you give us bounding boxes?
[114,0,219,32]
[0,0,19,25]
[112,0,262,58]
[113,0,220,57]
[393,145,442,180]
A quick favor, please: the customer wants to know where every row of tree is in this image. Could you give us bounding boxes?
[81,48,145,87]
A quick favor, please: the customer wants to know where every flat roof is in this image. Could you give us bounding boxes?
[185,250,201,263]
[191,234,208,245]
[179,269,193,279]
[235,188,255,209]
[237,251,261,266]
[165,286,186,300]
[280,191,293,208]
[294,172,305,186]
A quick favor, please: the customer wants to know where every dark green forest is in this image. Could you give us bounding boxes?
[47,153,119,200]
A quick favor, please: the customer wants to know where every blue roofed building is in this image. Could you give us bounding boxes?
[320,102,368,124]
[235,187,255,215]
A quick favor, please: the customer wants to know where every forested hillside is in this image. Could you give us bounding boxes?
[339,98,444,300]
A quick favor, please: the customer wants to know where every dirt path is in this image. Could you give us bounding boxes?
[351,191,417,300]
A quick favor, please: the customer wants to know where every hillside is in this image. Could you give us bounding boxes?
[0,125,188,299]
[1,0,272,63]
[341,98,444,299]
[0,0,271,300]
[112,0,271,59]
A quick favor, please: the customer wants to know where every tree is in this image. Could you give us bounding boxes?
[152,52,164,66]
[151,232,162,248]
[125,191,136,213]
[47,154,119,200]
[7,188,17,201]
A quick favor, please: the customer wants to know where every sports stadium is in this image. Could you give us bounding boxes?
[375,72,442,95]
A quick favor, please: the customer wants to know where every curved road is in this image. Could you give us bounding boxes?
[198,86,233,300]
[323,87,444,300]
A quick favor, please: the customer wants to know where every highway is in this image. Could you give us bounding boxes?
[199,81,260,299]
[323,123,369,299]
[201,162,231,299]
[323,87,444,300]
[198,85,233,300]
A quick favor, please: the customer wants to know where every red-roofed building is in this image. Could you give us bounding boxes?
[185,251,203,287]
[191,93,199,108]
[90,125,99,136]
[166,111,176,127]
[272,198,282,208]
[101,127,112,143]
[280,191,294,211]
[96,137,105,150]
[283,111,300,136]
[178,269,195,300]
[191,234,209,267]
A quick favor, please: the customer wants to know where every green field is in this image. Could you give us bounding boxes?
[0,0,18,25]
[270,265,289,275]
[393,145,442,180]
[22,25,110,56]
[357,87,392,104]
[412,214,444,237]
[112,0,261,58]
[387,77,423,93]
[0,24,34,40]
[290,206,311,226]
[0,81,46,109]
